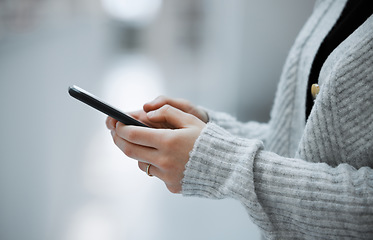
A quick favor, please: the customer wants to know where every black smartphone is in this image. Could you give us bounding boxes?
[68,85,149,127]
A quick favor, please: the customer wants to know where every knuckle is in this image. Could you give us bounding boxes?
[154,95,168,105]
[160,104,172,114]
[157,95,167,101]
[125,129,137,142]
[181,99,192,108]
[122,144,133,157]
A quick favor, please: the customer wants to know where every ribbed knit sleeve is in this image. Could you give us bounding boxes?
[183,123,373,239]
[254,151,373,239]
[182,123,274,232]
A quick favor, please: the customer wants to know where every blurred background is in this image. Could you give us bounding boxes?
[0,0,315,239]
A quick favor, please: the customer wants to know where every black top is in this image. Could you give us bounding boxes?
[306,0,373,120]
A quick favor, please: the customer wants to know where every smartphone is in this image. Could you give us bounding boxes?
[68,85,149,127]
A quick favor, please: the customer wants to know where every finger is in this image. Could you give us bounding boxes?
[144,96,193,113]
[144,96,210,124]
[106,116,118,130]
[146,105,199,129]
[127,110,171,129]
[127,110,152,126]
[138,161,161,178]
[112,131,159,164]
[138,163,182,194]
[107,110,153,130]
[115,121,169,148]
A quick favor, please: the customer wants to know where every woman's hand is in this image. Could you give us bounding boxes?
[106,95,209,130]
[143,96,209,124]
[107,104,206,194]
[106,108,170,129]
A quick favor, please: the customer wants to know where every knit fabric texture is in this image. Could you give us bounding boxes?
[182,0,373,239]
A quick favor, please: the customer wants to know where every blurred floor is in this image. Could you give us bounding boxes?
[0,1,314,240]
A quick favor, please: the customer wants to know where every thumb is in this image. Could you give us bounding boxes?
[146,105,197,129]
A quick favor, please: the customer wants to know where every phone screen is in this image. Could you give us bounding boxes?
[68,85,149,127]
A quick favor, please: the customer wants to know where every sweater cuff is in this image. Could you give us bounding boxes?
[181,122,263,200]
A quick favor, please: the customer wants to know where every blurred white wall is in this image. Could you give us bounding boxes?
[0,1,315,240]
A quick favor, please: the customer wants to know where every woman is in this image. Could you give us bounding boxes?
[107,0,373,239]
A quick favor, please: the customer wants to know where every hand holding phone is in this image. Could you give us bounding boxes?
[68,85,149,127]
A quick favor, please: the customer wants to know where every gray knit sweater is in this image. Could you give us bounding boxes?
[181,0,373,239]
